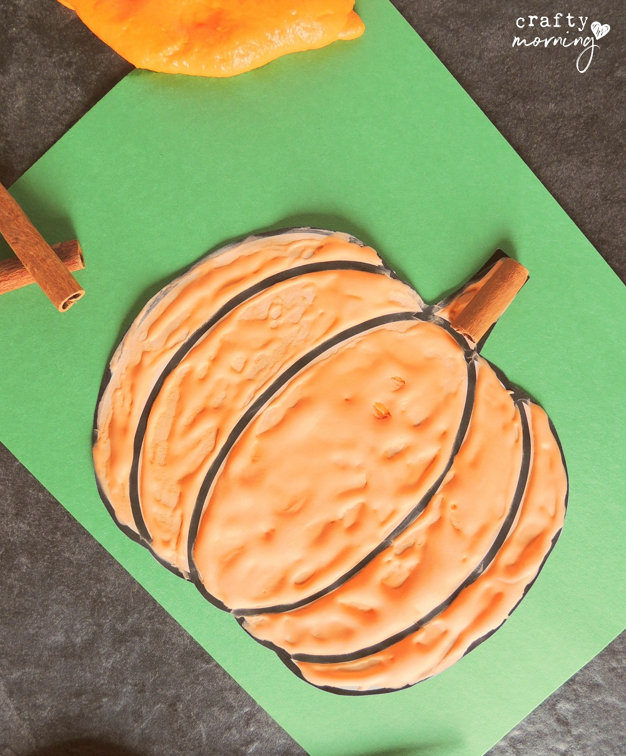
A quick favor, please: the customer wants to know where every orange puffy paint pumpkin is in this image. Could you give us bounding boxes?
[58,0,364,77]
[93,229,568,694]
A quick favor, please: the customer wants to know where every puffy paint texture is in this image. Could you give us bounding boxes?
[57,0,364,77]
[93,229,568,693]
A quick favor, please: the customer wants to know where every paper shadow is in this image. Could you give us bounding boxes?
[259,217,520,309]
[108,211,380,353]
[354,738,463,756]
[422,236,518,306]
[26,739,144,756]
[106,219,517,368]
[256,211,379,251]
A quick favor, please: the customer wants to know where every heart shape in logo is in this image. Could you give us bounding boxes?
[591,21,610,40]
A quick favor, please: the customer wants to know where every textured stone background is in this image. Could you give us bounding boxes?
[0,1,624,754]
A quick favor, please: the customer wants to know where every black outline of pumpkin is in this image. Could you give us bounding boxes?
[93,228,568,695]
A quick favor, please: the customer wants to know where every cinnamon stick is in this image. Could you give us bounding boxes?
[449,257,529,344]
[0,240,84,297]
[0,182,84,311]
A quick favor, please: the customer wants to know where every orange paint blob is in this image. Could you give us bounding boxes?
[57,0,364,77]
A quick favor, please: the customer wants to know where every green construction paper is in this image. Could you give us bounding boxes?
[1,1,625,753]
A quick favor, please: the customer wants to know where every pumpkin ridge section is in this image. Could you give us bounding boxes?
[187,318,476,615]
[293,400,567,693]
[92,366,193,571]
[138,264,421,575]
[94,228,424,578]
[186,311,430,610]
[91,367,148,545]
[289,397,532,664]
[127,259,389,545]
[460,412,569,660]
[230,348,477,616]
[93,227,392,546]
[239,355,524,656]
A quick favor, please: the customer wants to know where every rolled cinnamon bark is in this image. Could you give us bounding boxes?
[449,257,529,343]
[0,240,84,297]
[0,183,84,311]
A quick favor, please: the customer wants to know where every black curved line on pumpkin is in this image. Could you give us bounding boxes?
[92,233,567,695]
[290,395,532,665]
[94,234,502,556]
[94,470,187,577]
[233,347,477,617]
[296,411,567,695]
[471,414,569,639]
[91,365,178,561]
[125,260,392,545]
[187,316,476,615]
[484,358,534,405]
[414,420,568,696]
[463,524,564,661]
[95,231,504,553]
[94,466,142,546]
[91,367,137,534]
[238,373,567,696]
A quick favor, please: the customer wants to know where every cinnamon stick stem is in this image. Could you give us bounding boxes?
[450,257,529,344]
[0,183,84,311]
[0,240,84,297]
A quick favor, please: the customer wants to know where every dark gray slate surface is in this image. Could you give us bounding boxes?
[0,446,305,756]
[0,1,624,754]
